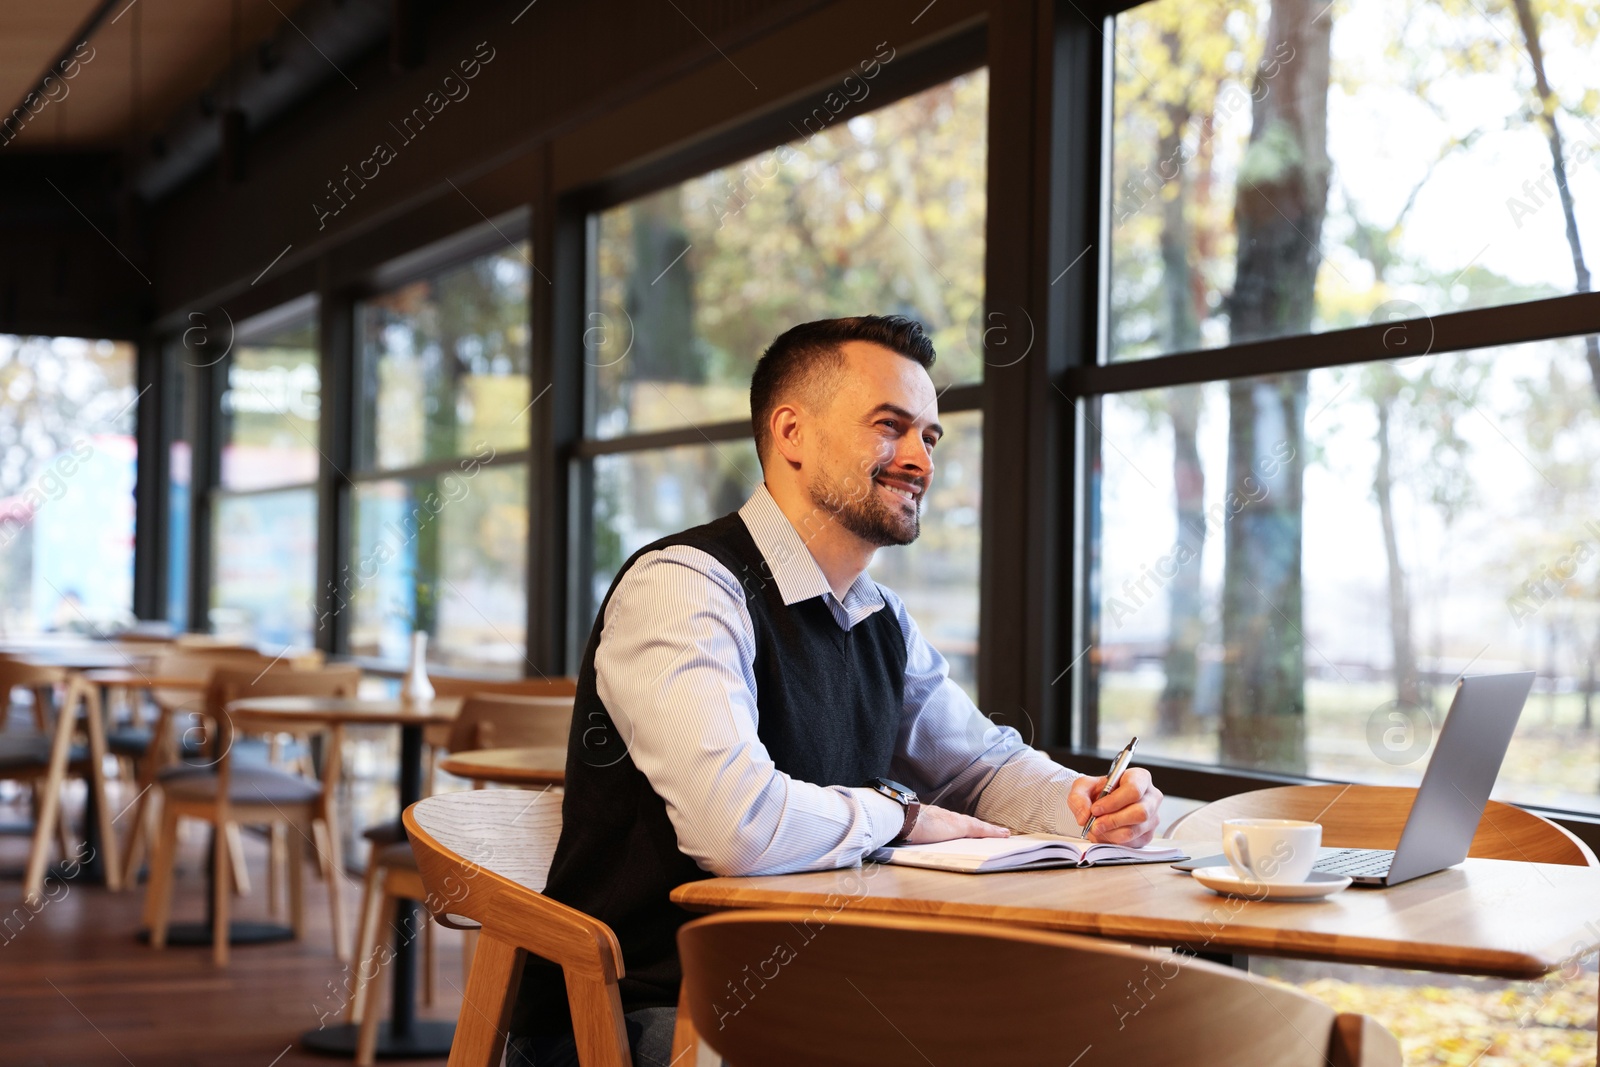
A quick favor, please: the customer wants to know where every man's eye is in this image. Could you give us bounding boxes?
[878,419,899,432]
[924,437,938,451]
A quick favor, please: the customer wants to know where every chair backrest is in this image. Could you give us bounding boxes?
[444,694,574,753]
[148,649,276,710]
[207,663,363,712]
[678,910,1403,1067]
[428,675,578,700]
[1166,784,1598,867]
[201,665,364,800]
[174,634,262,652]
[404,789,630,1067]
[0,658,69,735]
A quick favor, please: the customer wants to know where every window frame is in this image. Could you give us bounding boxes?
[200,297,323,647]
[342,213,537,671]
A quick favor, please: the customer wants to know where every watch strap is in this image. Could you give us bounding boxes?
[895,797,921,843]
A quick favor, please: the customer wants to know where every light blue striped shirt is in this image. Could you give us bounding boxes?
[593,483,1084,877]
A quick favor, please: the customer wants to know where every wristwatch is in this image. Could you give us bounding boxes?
[867,777,921,843]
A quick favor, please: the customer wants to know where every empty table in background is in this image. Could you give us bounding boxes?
[439,745,567,788]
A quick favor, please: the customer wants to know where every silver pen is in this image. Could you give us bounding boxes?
[1080,736,1138,839]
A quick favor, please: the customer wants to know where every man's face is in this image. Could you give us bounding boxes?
[804,341,942,547]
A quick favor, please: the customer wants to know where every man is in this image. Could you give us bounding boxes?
[509,315,1162,1065]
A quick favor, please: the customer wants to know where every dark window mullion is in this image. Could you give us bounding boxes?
[349,448,533,486]
[1072,290,1600,398]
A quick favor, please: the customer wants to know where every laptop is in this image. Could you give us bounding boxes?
[1312,671,1535,886]
[1174,671,1535,886]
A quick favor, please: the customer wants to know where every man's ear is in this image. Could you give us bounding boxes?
[770,402,806,468]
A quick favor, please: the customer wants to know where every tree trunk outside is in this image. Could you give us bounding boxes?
[627,192,701,385]
[1159,389,1207,735]
[1155,33,1206,735]
[1220,374,1309,770]
[1508,0,1600,404]
[1218,0,1332,773]
[1373,392,1421,706]
[1583,622,1596,732]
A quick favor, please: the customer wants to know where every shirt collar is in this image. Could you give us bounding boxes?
[738,484,886,619]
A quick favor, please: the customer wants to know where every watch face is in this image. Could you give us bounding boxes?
[872,777,916,804]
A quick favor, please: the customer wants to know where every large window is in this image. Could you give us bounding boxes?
[1090,0,1600,815]
[584,69,988,692]
[0,335,138,633]
[211,304,321,647]
[350,244,531,670]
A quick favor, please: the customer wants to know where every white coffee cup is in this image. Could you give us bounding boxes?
[1221,818,1321,884]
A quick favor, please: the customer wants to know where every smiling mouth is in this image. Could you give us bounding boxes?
[877,479,920,506]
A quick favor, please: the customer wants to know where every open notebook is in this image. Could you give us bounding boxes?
[870,833,1188,874]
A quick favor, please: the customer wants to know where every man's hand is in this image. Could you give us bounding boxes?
[1067,768,1163,847]
[904,804,1010,845]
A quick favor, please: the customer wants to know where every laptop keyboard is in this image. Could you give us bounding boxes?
[1314,848,1396,878]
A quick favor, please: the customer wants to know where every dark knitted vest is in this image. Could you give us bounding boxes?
[511,510,906,1037]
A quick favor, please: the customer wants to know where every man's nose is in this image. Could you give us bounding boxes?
[896,434,933,478]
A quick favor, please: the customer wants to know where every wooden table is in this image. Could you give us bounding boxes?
[12,647,156,671]
[228,695,460,1060]
[439,746,567,787]
[674,854,1600,979]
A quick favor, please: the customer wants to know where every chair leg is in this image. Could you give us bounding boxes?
[315,810,347,961]
[447,934,525,1067]
[23,780,62,904]
[81,677,122,891]
[224,823,252,896]
[212,823,232,966]
[356,893,400,1067]
[146,803,180,948]
[120,764,160,888]
[287,823,307,941]
[267,823,285,918]
[422,921,435,1011]
[460,927,479,995]
[55,788,74,858]
[348,851,386,1024]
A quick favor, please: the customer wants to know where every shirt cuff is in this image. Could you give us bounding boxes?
[858,788,910,849]
[1055,776,1088,836]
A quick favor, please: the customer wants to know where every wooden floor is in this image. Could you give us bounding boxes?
[0,793,468,1067]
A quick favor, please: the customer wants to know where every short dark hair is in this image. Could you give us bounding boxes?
[749,315,937,460]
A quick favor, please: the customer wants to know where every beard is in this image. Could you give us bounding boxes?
[808,461,921,547]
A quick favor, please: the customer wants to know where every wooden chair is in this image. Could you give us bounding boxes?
[348,694,575,1064]
[0,654,63,733]
[143,664,362,965]
[441,693,574,756]
[421,675,577,789]
[402,789,628,1067]
[1166,784,1598,867]
[0,661,120,902]
[675,909,1402,1066]
[114,648,277,889]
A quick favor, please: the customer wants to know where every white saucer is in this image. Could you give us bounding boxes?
[1192,867,1352,901]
